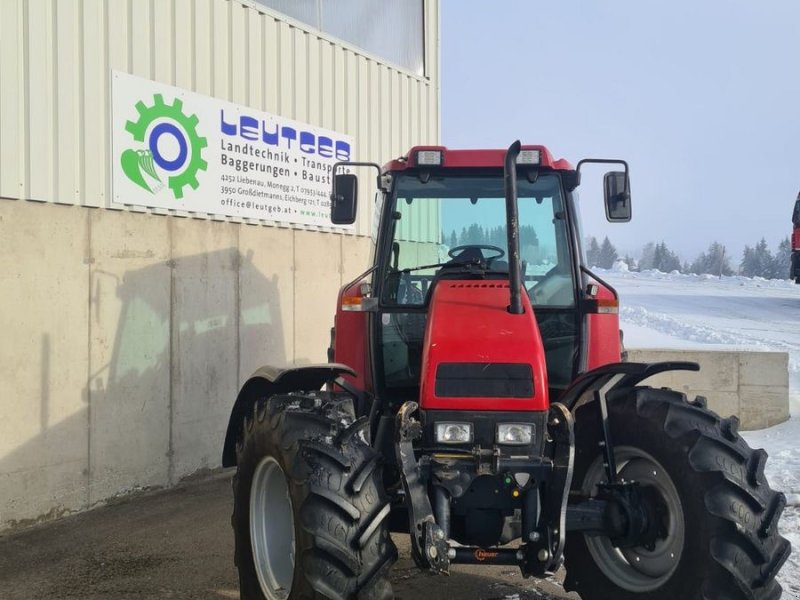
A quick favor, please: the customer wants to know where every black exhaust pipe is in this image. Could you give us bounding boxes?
[504,140,523,314]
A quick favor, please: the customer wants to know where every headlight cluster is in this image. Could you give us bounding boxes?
[434,423,473,444]
[434,422,534,445]
[496,423,534,445]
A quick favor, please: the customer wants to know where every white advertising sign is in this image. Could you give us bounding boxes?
[111,71,354,228]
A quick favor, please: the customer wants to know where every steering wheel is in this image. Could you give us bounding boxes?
[447,244,505,262]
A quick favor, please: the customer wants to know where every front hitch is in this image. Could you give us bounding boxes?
[520,402,575,577]
[395,401,450,574]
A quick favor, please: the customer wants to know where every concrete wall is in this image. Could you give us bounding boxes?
[0,0,440,531]
[627,349,790,430]
[0,201,373,528]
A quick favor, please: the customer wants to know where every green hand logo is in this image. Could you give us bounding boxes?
[120,149,160,192]
[121,94,208,199]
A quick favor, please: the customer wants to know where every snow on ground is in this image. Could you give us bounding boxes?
[598,267,800,596]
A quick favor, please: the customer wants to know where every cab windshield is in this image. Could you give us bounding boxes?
[382,172,576,307]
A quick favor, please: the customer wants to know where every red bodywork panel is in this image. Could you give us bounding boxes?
[585,282,622,370]
[383,146,574,173]
[792,227,800,251]
[419,281,549,412]
[333,281,370,392]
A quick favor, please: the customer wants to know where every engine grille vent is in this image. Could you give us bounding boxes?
[435,363,533,398]
[445,282,510,289]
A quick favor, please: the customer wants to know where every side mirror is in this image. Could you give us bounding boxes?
[603,171,631,222]
[331,173,358,225]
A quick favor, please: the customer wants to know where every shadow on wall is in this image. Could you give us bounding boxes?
[0,248,285,528]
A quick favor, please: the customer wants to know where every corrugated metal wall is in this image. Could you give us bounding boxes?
[0,0,440,237]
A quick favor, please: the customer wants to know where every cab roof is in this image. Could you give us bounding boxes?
[382,145,574,172]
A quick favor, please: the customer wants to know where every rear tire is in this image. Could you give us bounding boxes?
[564,387,791,600]
[232,391,397,600]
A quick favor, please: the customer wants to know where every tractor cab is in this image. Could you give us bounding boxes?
[330,144,629,407]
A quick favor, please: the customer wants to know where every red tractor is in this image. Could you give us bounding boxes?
[792,191,800,283]
[222,142,790,599]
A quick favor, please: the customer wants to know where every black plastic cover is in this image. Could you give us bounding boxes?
[435,363,533,398]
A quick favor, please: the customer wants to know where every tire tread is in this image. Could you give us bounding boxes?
[232,391,396,600]
[565,386,790,600]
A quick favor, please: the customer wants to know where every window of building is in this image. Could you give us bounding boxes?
[258,0,425,76]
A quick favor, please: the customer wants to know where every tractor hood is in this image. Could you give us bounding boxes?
[419,280,549,412]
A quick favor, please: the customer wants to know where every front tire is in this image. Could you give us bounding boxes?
[232,392,397,599]
[564,387,791,600]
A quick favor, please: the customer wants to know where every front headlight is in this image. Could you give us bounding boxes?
[497,423,534,445]
[435,422,474,444]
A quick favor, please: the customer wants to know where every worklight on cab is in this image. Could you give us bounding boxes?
[416,150,443,166]
[516,150,541,165]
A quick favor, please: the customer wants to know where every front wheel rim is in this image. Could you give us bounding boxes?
[582,446,685,592]
[250,456,296,600]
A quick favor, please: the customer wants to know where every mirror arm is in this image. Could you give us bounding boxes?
[576,158,630,186]
[331,161,383,225]
[332,161,383,191]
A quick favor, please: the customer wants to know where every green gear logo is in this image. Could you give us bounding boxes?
[120,94,208,199]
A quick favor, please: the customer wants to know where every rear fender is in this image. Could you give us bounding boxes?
[221,363,356,467]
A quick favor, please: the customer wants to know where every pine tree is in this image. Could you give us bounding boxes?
[520,225,539,248]
[586,236,601,267]
[708,242,733,276]
[597,236,619,269]
[771,237,791,280]
[639,242,656,270]
[464,224,484,245]
[740,238,773,278]
[690,242,732,276]
[652,241,681,272]
[449,230,458,248]
[740,245,755,276]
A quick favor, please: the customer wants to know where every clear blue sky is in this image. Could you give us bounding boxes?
[441,1,800,262]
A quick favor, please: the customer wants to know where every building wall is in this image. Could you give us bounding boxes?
[0,0,439,530]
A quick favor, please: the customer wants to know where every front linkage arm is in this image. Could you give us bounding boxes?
[520,402,576,577]
[395,401,451,574]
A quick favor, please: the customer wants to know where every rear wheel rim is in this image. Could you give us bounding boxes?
[250,456,296,600]
[581,446,685,592]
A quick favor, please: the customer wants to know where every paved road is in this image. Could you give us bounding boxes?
[0,473,575,600]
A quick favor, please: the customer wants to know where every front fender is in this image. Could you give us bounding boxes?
[221,363,356,467]
[559,361,699,412]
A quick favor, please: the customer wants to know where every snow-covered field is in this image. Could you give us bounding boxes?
[599,267,799,596]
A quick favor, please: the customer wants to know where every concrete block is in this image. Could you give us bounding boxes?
[628,349,738,392]
[704,392,740,420]
[628,348,790,431]
[170,219,239,479]
[0,202,90,524]
[738,352,789,387]
[88,209,171,503]
[739,385,790,429]
[238,225,294,381]
[293,230,342,364]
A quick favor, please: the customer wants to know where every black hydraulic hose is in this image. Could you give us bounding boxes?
[504,140,523,314]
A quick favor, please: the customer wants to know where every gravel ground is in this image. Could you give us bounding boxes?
[0,473,573,600]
